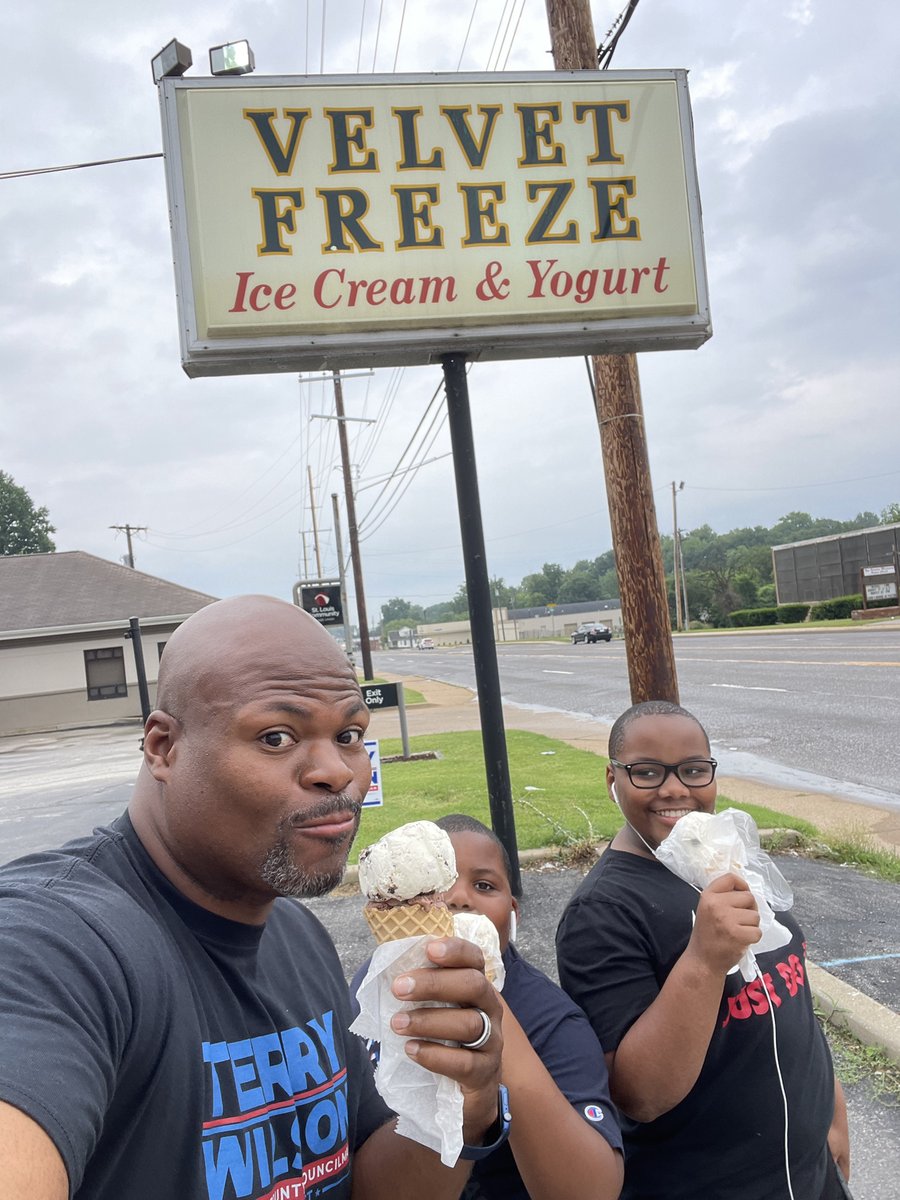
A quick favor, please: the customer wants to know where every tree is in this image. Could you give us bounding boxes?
[880,503,900,525]
[0,471,55,555]
[380,597,423,625]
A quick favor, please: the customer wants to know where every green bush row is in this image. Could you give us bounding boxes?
[776,603,809,623]
[808,594,863,620]
[730,608,778,626]
[730,603,816,626]
[730,593,887,626]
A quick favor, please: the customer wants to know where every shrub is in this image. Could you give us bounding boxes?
[809,594,863,620]
[730,607,778,627]
[776,603,810,623]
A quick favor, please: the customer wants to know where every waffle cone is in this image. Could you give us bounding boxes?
[363,903,454,945]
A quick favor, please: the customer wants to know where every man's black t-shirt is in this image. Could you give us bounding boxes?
[0,813,392,1200]
[556,849,834,1200]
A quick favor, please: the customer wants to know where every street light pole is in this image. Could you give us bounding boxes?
[672,481,684,632]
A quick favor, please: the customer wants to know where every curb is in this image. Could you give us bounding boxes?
[808,963,900,1066]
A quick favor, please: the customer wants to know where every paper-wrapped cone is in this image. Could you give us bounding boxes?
[364,903,454,944]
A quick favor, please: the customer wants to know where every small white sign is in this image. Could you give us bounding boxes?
[865,582,898,601]
[364,739,383,807]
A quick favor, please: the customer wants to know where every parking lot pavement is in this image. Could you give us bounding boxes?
[1,720,899,1196]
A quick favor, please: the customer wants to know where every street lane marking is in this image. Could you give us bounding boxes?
[542,669,574,675]
[682,657,900,668]
[710,684,787,692]
[819,953,900,967]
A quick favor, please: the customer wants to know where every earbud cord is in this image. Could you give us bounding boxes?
[620,817,795,1200]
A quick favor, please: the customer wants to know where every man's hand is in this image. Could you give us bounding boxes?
[685,874,762,977]
[388,936,502,1143]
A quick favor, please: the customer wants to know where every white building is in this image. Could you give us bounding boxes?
[0,552,218,735]
[415,599,623,646]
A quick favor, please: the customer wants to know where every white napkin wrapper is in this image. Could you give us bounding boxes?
[349,913,504,1166]
[654,808,794,982]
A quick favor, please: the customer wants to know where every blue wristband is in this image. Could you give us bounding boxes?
[459,1085,511,1160]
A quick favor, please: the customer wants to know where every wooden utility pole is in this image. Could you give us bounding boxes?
[307,465,323,578]
[545,0,679,704]
[332,370,374,681]
[331,491,354,659]
[109,524,147,569]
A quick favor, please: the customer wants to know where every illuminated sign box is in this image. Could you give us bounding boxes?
[157,71,710,377]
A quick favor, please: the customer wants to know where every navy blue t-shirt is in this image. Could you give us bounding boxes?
[0,813,392,1200]
[351,941,622,1200]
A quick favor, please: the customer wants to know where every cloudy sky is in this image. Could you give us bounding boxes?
[3,0,898,620]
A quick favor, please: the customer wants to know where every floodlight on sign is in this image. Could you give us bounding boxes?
[151,39,192,85]
[209,41,255,76]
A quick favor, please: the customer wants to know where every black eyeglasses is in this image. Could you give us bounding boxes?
[609,758,717,789]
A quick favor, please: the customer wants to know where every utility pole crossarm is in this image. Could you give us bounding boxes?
[109,524,148,569]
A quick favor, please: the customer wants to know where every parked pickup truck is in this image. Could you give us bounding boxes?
[571,622,612,644]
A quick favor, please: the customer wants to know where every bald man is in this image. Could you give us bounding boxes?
[0,596,504,1200]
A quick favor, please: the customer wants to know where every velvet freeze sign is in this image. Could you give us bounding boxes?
[157,70,710,377]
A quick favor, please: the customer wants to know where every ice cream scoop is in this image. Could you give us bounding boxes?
[359,820,457,902]
[358,820,457,944]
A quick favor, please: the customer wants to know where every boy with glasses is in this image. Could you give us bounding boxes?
[556,700,850,1200]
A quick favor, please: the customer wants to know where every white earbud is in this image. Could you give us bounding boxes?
[610,781,620,806]
[509,911,518,942]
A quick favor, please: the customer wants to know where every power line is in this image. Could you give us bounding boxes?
[498,0,529,69]
[356,0,368,70]
[1,152,161,181]
[485,0,516,69]
[456,0,481,68]
[371,0,386,70]
[357,373,452,532]
[687,467,900,493]
[392,0,410,70]
[360,403,449,538]
[597,0,641,69]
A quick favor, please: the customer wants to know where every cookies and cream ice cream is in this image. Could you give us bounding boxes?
[358,821,457,943]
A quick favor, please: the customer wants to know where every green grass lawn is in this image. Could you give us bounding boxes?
[353,729,815,862]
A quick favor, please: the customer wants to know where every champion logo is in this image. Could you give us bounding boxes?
[583,1104,605,1122]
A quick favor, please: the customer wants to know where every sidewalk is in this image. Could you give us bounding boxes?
[364,673,900,1064]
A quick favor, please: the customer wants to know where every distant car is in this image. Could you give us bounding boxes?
[418,637,435,650]
[571,622,612,644]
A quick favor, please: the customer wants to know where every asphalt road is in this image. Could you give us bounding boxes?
[377,629,900,809]
[308,858,900,1200]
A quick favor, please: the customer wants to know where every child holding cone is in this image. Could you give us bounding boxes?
[352,815,623,1200]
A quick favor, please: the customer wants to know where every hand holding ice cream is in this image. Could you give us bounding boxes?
[351,820,504,1164]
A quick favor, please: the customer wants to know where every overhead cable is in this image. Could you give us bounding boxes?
[1,152,162,181]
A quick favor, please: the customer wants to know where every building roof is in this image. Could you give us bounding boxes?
[772,521,900,552]
[0,551,219,635]
[509,598,621,620]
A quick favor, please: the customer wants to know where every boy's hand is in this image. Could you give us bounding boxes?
[686,874,761,976]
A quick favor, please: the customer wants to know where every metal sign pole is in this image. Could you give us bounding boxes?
[125,616,151,726]
[395,682,411,761]
[441,352,521,896]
